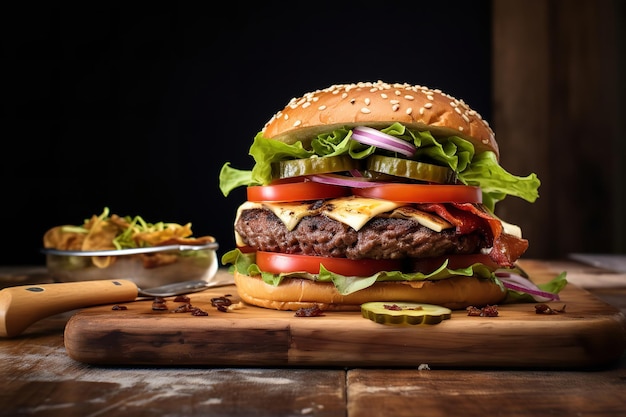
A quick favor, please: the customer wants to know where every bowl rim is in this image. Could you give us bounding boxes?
[41,242,219,257]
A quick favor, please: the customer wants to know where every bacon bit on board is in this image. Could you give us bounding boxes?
[164,293,242,315]
[211,295,235,312]
[173,294,191,303]
[152,297,168,311]
[112,304,127,310]
[295,305,325,317]
[172,303,194,313]
[171,301,208,316]
[466,305,499,317]
[211,296,233,308]
[190,307,209,316]
[535,304,567,314]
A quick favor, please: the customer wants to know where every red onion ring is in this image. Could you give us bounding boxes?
[496,272,560,302]
[308,174,386,188]
[351,126,416,157]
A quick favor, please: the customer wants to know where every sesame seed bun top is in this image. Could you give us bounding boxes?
[261,81,498,159]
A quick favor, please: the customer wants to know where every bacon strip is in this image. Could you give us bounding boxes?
[417,203,528,267]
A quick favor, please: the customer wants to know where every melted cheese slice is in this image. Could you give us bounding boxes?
[263,201,318,231]
[234,201,318,246]
[321,196,402,231]
[233,197,475,246]
[387,206,453,232]
[235,197,403,233]
[500,219,522,239]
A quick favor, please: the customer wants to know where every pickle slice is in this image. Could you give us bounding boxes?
[361,302,452,325]
[273,155,360,179]
[366,155,453,183]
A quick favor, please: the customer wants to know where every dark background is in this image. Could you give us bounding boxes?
[2,3,492,266]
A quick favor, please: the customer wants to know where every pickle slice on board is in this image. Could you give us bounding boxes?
[361,302,452,325]
[273,155,360,179]
[366,155,453,183]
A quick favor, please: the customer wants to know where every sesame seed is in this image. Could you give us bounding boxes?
[350,99,356,104]
[265,81,495,141]
[482,139,489,144]
[294,120,301,127]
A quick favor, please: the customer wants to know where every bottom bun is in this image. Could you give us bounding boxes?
[233,271,506,311]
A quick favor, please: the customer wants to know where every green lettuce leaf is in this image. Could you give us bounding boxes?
[222,248,494,294]
[502,272,569,304]
[221,248,566,303]
[218,123,541,211]
[459,151,540,210]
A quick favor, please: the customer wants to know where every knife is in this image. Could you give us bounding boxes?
[0,278,234,338]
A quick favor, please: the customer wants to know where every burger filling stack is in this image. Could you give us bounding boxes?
[219,81,566,311]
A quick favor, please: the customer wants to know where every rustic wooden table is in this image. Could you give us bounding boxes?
[1,259,625,417]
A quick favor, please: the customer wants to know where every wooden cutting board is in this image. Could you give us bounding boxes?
[63,261,626,368]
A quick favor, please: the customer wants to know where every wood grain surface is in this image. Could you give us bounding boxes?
[2,260,625,417]
[347,367,626,417]
[63,261,626,369]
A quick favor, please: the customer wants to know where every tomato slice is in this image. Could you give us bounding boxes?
[256,251,403,276]
[353,184,482,204]
[412,254,500,274]
[247,181,350,202]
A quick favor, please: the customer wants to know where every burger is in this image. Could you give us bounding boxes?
[219,81,561,311]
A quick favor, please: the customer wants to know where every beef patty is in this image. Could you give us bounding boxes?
[235,208,487,260]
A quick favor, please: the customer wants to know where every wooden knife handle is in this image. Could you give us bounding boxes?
[0,279,139,338]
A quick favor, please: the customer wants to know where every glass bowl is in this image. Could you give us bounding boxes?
[42,242,219,288]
